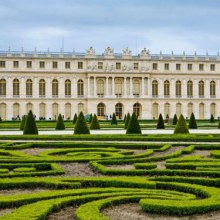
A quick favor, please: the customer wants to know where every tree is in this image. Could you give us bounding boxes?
[174,114,189,134]
[74,111,90,134]
[89,113,93,123]
[124,114,127,122]
[188,112,197,129]
[73,113,78,124]
[218,120,220,129]
[23,110,38,135]
[173,114,178,125]
[111,113,117,125]
[55,114,65,130]
[124,113,131,129]
[90,114,100,130]
[157,113,165,129]
[126,112,142,134]
[0,117,2,123]
[210,114,215,123]
[20,115,27,130]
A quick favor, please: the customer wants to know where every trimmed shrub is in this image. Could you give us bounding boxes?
[156,114,165,129]
[111,113,117,125]
[210,114,215,123]
[0,117,2,123]
[173,114,178,125]
[74,112,90,134]
[124,114,127,122]
[89,113,93,123]
[174,114,189,134]
[124,113,131,129]
[20,115,27,131]
[73,113,78,124]
[90,114,100,130]
[218,120,220,129]
[55,114,65,130]
[126,112,142,134]
[188,113,197,129]
[23,110,38,135]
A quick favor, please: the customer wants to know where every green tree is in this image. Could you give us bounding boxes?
[23,110,38,135]
[89,113,93,123]
[0,117,2,123]
[20,115,27,130]
[126,112,142,134]
[90,114,100,130]
[174,114,189,134]
[55,114,65,130]
[218,120,220,129]
[124,114,127,122]
[157,113,165,129]
[74,112,90,134]
[173,114,178,125]
[188,112,197,129]
[210,114,215,123]
[111,113,117,125]
[73,113,78,124]
[124,112,131,129]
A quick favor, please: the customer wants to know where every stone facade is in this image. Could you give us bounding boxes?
[0,47,219,120]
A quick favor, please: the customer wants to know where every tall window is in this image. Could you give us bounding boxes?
[26,79,33,97]
[199,81,204,97]
[97,79,105,97]
[115,103,123,119]
[187,80,193,97]
[176,80,181,97]
[65,79,71,97]
[0,79,6,96]
[65,103,71,119]
[39,103,46,119]
[39,79,46,97]
[77,79,84,97]
[210,81,216,97]
[133,79,140,96]
[115,79,123,97]
[199,103,205,119]
[152,80,158,97]
[52,79,58,97]
[97,103,105,117]
[133,103,141,118]
[164,80,170,97]
[13,79,20,97]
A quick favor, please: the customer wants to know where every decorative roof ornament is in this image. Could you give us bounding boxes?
[140,48,150,59]
[122,47,132,58]
[85,46,96,57]
[104,47,114,58]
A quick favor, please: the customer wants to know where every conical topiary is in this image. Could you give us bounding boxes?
[73,113,78,124]
[111,113,117,125]
[166,114,169,123]
[124,113,131,129]
[89,113,93,123]
[188,113,197,129]
[0,117,2,123]
[90,114,100,130]
[74,111,90,134]
[157,113,165,129]
[124,114,127,122]
[126,112,142,134]
[23,110,38,135]
[218,120,220,129]
[173,114,178,125]
[55,114,65,130]
[174,114,189,134]
[210,114,215,123]
[20,115,27,130]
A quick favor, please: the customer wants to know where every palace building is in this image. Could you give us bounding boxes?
[0,46,219,120]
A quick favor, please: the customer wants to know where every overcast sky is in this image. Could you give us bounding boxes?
[1,0,220,55]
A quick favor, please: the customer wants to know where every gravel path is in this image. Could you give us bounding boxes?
[47,206,77,220]
[20,148,54,156]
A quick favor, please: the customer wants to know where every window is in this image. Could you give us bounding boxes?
[97,79,105,97]
[77,79,84,97]
[65,79,71,97]
[199,103,205,119]
[78,62,83,69]
[13,79,19,96]
[97,103,105,116]
[53,61,58,69]
[26,61,32,68]
[39,103,46,119]
[116,62,121,70]
[0,79,6,96]
[164,80,170,97]
[199,64,204,71]
[187,80,193,97]
[152,63,158,70]
[210,64,215,71]
[52,79,59,97]
[98,62,103,70]
[115,103,123,119]
[65,103,71,119]
[13,61,19,68]
[65,62,71,69]
[164,63,169,70]
[133,103,141,118]
[0,61,5,68]
[26,79,33,97]
[152,80,158,97]
[188,64,193,71]
[133,63,139,70]
[115,79,123,97]
[176,63,181,70]
[133,79,140,96]
[210,81,216,97]
[176,80,181,97]
[199,81,204,97]
[39,61,45,69]
[39,79,46,97]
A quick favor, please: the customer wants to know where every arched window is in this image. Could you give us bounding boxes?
[210,81,216,97]
[52,103,59,120]
[211,103,216,118]
[77,79,84,97]
[176,103,182,117]
[187,103,193,118]
[13,79,20,96]
[0,103,6,120]
[115,103,123,119]
[133,103,141,118]
[97,79,105,97]
[152,103,159,119]
[199,103,205,119]
[164,103,170,118]
[26,79,33,97]
[115,78,123,97]
[26,103,33,114]
[65,79,71,97]
[97,103,105,117]
[39,79,46,97]
[52,79,59,97]
[199,81,204,97]
[78,103,84,114]
[176,80,181,97]
[133,79,141,96]
[39,103,46,119]
[152,80,158,97]
[164,80,170,97]
[13,103,20,118]
[65,103,71,119]
[0,79,6,96]
[187,80,193,97]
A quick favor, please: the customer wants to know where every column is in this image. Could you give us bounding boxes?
[148,78,151,97]
[193,79,198,98]
[158,79,163,98]
[130,77,133,97]
[87,76,90,98]
[94,76,97,97]
[141,77,144,96]
[124,77,126,97]
[33,77,38,98]
[47,77,52,98]
[72,77,76,97]
[20,77,25,98]
[205,79,209,98]
[182,80,187,98]
[112,77,115,97]
[171,79,175,99]
[106,77,109,97]
[7,77,12,98]
[59,77,64,98]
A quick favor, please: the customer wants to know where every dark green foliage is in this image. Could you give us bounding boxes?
[74,112,90,134]
[166,114,169,123]
[126,112,142,134]
[89,113,93,123]
[0,117,2,123]
[124,114,127,122]
[156,114,165,129]
[174,114,189,134]
[210,114,215,123]
[55,114,65,130]
[73,113,78,124]
[23,110,38,135]
[218,120,220,129]
[188,113,197,129]
[20,115,27,130]
[111,113,117,125]
[173,114,178,125]
[124,113,131,129]
[90,114,100,130]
